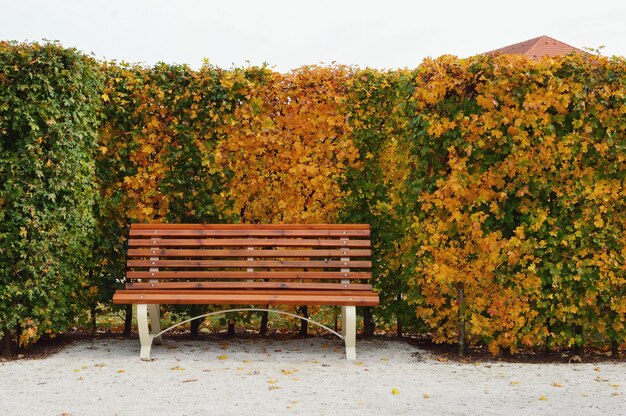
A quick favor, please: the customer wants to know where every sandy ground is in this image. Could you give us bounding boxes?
[1,337,625,416]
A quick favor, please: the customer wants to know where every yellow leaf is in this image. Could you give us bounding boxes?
[510,381,520,385]
[171,366,185,371]
[552,382,563,388]
[422,394,430,399]
[267,378,278,384]
[391,388,399,395]
[117,369,126,373]
[217,355,229,360]
[281,369,298,375]
[102,93,110,102]
[610,384,620,388]
[538,396,548,401]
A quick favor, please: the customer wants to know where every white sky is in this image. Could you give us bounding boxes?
[1,0,625,72]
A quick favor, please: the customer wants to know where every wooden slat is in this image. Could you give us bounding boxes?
[117,289,376,297]
[131,224,370,230]
[127,260,372,268]
[128,238,371,248]
[127,249,372,258]
[112,291,380,306]
[126,271,372,280]
[130,229,370,238]
[126,282,373,291]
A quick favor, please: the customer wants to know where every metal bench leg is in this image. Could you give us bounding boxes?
[137,304,153,361]
[148,304,162,345]
[344,306,356,360]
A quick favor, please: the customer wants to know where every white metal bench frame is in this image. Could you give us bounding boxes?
[137,305,357,360]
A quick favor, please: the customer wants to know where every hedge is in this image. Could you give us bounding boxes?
[2,42,625,355]
[401,54,626,354]
[0,42,103,348]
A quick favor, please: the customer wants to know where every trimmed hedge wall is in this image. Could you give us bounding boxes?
[0,42,103,347]
[2,42,625,355]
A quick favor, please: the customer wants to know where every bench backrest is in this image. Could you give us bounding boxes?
[125,224,372,291]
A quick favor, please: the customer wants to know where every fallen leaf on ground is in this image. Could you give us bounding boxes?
[354,361,364,366]
[268,386,281,390]
[217,355,228,360]
[422,394,430,399]
[594,367,601,372]
[281,369,298,375]
[391,388,399,395]
[510,381,520,385]
[267,378,278,384]
[552,383,563,388]
[182,378,198,383]
[595,376,609,382]
[94,363,105,368]
[117,369,126,373]
[171,366,185,371]
[437,357,448,363]
[610,384,620,388]
[538,396,548,401]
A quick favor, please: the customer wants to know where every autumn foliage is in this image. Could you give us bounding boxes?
[2,42,625,355]
[402,54,626,354]
[216,66,358,223]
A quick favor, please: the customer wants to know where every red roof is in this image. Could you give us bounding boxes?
[484,35,585,59]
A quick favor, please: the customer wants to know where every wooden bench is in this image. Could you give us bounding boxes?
[112,224,379,360]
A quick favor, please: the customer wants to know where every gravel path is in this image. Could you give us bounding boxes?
[1,337,625,415]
